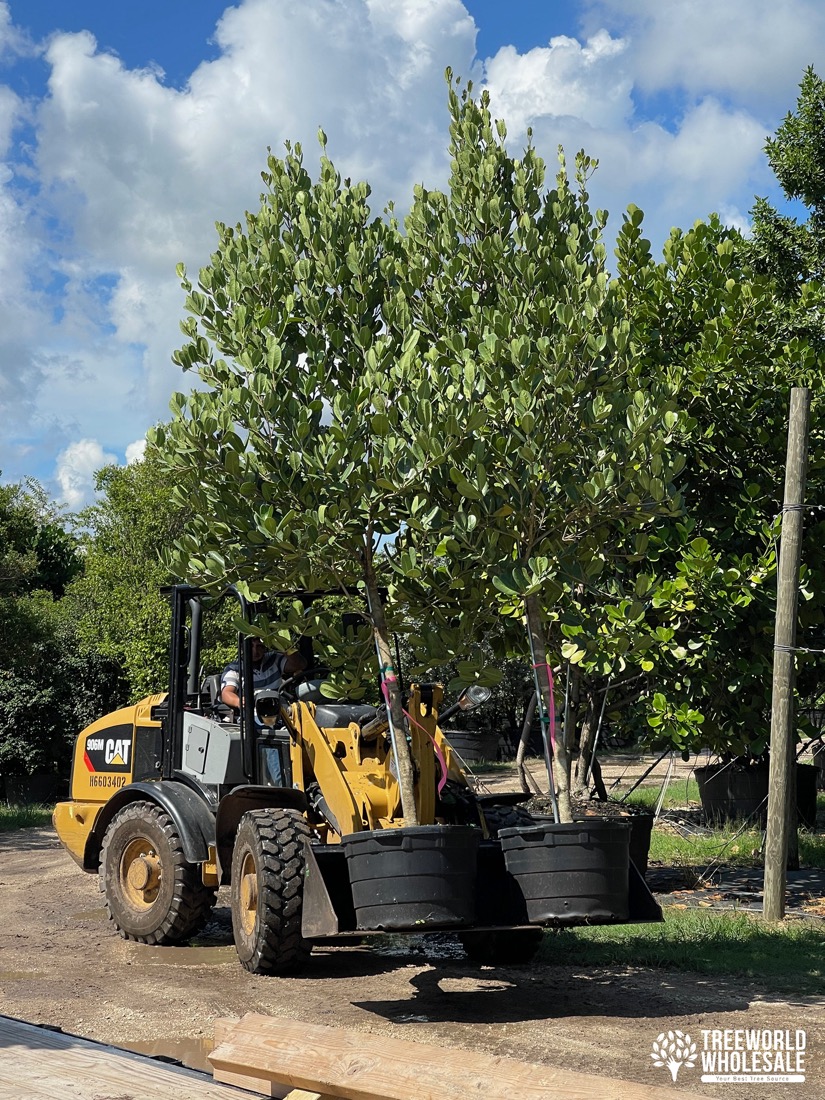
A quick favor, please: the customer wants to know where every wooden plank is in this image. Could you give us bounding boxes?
[210,1013,712,1100]
[283,1091,338,1100]
[215,1018,325,1097]
[0,1015,245,1100]
[213,1063,286,1096]
[214,1016,284,1095]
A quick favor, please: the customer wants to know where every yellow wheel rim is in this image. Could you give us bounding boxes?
[120,837,162,910]
[238,851,259,936]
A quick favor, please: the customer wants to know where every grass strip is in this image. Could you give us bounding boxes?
[544,907,825,995]
[622,777,701,810]
[649,825,825,869]
[0,804,53,831]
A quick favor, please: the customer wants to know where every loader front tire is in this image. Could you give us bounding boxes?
[230,808,311,975]
[99,800,217,945]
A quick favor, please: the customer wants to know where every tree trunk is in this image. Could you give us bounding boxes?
[525,595,572,821]
[363,548,419,826]
[573,682,600,800]
[560,661,580,821]
[590,755,608,802]
[515,692,539,795]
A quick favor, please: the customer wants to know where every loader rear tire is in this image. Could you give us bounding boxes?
[480,803,536,836]
[230,808,311,975]
[460,928,543,966]
[99,801,217,945]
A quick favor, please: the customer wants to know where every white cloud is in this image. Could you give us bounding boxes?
[481,18,777,249]
[54,438,117,509]
[586,0,825,111]
[8,0,479,490]
[0,0,822,498]
[484,31,631,134]
[125,438,147,464]
[0,1,27,63]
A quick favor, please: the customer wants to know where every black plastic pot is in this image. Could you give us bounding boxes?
[498,819,630,925]
[341,825,481,931]
[442,728,500,764]
[627,812,654,879]
[573,810,653,879]
[695,763,818,830]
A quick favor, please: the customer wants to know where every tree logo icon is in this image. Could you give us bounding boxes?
[651,1030,697,1081]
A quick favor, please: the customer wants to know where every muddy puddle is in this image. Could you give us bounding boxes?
[370,933,466,960]
[125,1035,215,1073]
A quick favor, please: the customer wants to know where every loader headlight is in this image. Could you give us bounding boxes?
[457,684,492,712]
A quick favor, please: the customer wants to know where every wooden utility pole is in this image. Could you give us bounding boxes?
[764,387,810,922]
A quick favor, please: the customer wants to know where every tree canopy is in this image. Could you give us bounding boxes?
[0,476,119,779]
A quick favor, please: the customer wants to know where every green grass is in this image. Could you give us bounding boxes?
[650,824,764,869]
[621,777,701,810]
[0,804,53,831]
[648,823,825,870]
[467,760,517,773]
[543,907,825,994]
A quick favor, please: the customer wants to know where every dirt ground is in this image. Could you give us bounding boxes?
[1,826,823,1099]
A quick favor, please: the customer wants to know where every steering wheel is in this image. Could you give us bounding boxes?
[277,665,328,694]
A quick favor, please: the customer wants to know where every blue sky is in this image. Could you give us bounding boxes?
[0,0,820,507]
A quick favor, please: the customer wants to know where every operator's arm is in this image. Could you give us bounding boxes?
[221,683,242,710]
[220,663,241,710]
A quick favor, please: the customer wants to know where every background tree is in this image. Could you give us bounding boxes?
[0,476,119,786]
[746,66,825,295]
[66,451,189,700]
[570,210,825,771]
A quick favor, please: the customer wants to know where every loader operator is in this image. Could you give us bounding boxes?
[221,638,307,786]
[219,637,307,712]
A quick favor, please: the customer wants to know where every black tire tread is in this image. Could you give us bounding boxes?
[231,808,311,975]
[99,800,217,946]
[481,803,536,836]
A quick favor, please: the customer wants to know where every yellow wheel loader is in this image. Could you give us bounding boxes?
[54,584,661,974]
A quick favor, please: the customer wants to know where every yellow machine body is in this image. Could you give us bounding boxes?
[53,695,163,867]
[288,683,470,838]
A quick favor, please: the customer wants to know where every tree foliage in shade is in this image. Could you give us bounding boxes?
[584,214,825,762]
[0,475,121,779]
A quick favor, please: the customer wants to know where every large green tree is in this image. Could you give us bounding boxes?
[151,137,490,824]
[390,81,684,820]
[567,213,825,771]
[747,66,825,295]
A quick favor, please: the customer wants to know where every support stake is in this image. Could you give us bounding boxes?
[764,387,810,922]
